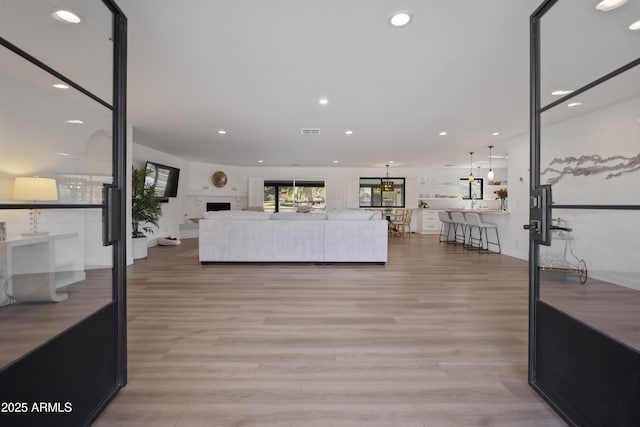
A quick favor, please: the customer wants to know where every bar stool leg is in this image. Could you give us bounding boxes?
[468,224,482,250]
[479,226,501,254]
[439,222,450,243]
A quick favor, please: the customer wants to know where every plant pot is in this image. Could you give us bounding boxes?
[132,236,148,260]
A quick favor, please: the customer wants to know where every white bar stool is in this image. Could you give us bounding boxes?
[478,217,501,254]
[462,212,501,254]
[464,213,483,250]
[437,211,455,243]
[449,212,468,247]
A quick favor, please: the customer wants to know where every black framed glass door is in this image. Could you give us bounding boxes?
[528,1,640,425]
[0,1,127,425]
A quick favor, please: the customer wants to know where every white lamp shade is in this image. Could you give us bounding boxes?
[487,170,495,181]
[13,177,59,201]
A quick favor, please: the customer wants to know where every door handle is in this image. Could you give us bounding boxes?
[103,184,121,246]
[527,184,552,246]
[523,220,540,231]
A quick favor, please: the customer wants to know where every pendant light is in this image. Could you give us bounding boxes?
[468,152,474,182]
[487,145,495,183]
[381,164,394,191]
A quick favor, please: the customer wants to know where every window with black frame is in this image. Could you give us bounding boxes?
[359,177,405,208]
[459,178,483,199]
[263,180,325,212]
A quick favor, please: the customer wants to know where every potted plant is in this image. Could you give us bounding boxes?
[131,166,161,259]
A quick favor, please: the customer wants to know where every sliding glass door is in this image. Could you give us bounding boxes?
[264,180,326,212]
[528,1,640,425]
[0,1,127,425]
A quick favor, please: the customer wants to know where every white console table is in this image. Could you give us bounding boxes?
[0,233,80,303]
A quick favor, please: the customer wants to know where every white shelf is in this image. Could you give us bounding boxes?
[417,178,458,201]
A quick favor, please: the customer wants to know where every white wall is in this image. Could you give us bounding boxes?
[503,133,530,260]
[121,152,507,242]
[185,162,507,218]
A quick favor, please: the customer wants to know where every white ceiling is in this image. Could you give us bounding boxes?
[4,1,637,170]
[118,0,545,169]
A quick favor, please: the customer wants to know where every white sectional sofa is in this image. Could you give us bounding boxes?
[199,210,388,263]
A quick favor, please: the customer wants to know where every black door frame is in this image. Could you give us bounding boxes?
[0,1,127,425]
[528,1,640,425]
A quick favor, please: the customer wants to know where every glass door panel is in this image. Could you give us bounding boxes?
[0,36,114,371]
[0,48,113,177]
[539,0,640,108]
[278,186,295,212]
[263,185,276,212]
[540,66,640,206]
[539,57,640,352]
[0,0,114,104]
[538,210,640,352]
[294,181,326,212]
[0,208,113,366]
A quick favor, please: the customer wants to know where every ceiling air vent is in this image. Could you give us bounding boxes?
[300,128,320,135]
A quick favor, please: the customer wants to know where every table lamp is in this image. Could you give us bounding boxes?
[13,177,58,236]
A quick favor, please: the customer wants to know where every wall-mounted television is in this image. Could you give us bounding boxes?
[145,161,180,199]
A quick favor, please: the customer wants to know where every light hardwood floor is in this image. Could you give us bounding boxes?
[95,236,565,427]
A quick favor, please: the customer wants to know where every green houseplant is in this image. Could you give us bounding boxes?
[131,166,161,259]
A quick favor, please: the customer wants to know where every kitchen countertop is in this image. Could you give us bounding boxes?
[445,209,509,215]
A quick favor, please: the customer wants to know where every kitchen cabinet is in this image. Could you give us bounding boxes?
[418,209,442,235]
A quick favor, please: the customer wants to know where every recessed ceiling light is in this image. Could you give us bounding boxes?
[318,98,329,105]
[552,89,573,96]
[629,19,640,31]
[389,11,412,27]
[345,130,353,135]
[56,152,70,156]
[65,119,84,124]
[567,102,583,107]
[52,83,69,89]
[492,132,500,136]
[52,10,81,23]
[333,160,339,164]
[258,160,264,163]
[595,0,627,11]
[218,129,227,135]
[388,160,395,164]
[439,131,447,136]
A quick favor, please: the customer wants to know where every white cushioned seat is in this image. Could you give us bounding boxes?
[203,210,272,219]
[271,212,327,220]
[326,210,376,220]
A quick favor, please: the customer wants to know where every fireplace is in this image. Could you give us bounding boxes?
[206,202,231,211]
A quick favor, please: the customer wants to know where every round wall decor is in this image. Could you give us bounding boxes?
[212,171,228,188]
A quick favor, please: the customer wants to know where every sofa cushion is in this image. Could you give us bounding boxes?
[270,212,327,220]
[203,210,272,220]
[326,210,377,220]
